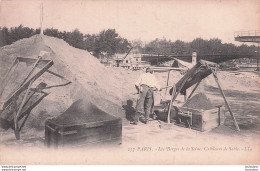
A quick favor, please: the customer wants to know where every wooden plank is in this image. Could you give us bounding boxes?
[1,90,35,120]
[18,91,48,132]
[167,86,175,123]
[1,60,53,110]
[17,56,43,90]
[167,73,191,123]
[186,80,201,101]
[17,57,52,69]
[14,80,33,140]
[18,113,30,132]
[46,70,71,82]
[164,70,171,99]
[0,58,19,96]
[150,66,187,71]
[177,107,224,132]
[17,57,50,64]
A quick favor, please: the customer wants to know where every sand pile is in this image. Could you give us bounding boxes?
[50,99,119,125]
[201,71,260,93]
[0,35,138,130]
[183,93,215,110]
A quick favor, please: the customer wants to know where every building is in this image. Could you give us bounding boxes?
[113,48,150,70]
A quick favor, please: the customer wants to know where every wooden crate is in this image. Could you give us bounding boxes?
[175,106,225,132]
[154,105,178,122]
[45,99,122,147]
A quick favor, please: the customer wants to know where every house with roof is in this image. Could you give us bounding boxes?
[113,48,150,70]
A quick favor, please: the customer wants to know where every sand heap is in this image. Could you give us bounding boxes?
[183,93,215,110]
[0,35,138,130]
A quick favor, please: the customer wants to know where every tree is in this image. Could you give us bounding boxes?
[63,29,84,49]
[207,38,222,54]
[171,40,185,55]
[0,25,39,47]
[89,29,131,57]
[190,38,209,54]
[44,28,63,39]
[2,25,258,62]
[0,27,9,46]
[144,38,172,54]
[83,34,96,52]
[130,40,144,53]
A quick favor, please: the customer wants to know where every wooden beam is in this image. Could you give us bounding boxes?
[164,70,171,99]
[18,56,42,89]
[167,74,191,123]
[14,80,34,140]
[0,59,19,97]
[46,70,71,83]
[17,91,48,133]
[150,66,187,71]
[17,92,48,122]
[257,58,259,71]
[212,71,240,131]
[187,80,201,100]
[2,60,53,110]
[18,113,30,132]
[17,57,50,64]
[167,86,175,123]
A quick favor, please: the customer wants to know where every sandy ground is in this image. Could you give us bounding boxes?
[0,35,259,164]
[0,70,259,165]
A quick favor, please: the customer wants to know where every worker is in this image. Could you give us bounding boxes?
[122,100,136,122]
[134,67,161,124]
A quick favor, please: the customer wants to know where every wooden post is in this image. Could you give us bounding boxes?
[257,58,259,71]
[167,86,175,123]
[184,94,187,102]
[14,80,34,140]
[19,113,30,132]
[186,80,201,101]
[255,44,259,71]
[167,75,191,123]
[2,60,53,110]
[18,56,42,89]
[0,60,19,97]
[217,106,221,126]
[40,1,44,35]
[164,70,171,99]
[212,71,240,131]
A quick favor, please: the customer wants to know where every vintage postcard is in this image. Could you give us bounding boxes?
[0,0,259,165]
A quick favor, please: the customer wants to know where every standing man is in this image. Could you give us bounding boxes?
[134,67,161,124]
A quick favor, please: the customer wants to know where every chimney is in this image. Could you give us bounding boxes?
[192,51,197,66]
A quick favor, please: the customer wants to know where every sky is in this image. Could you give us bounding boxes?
[0,0,259,45]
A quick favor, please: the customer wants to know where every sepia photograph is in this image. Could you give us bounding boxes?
[0,0,259,166]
